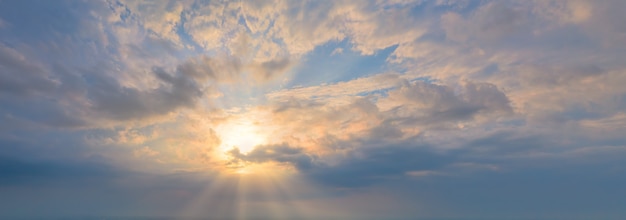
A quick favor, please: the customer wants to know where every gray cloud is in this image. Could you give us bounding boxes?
[87,66,204,121]
[227,144,316,170]
[519,64,606,87]
[250,58,292,82]
[0,44,242,127]
[225,138,454,188]
[0,44,58,97]
[176,55,243,83]
[305,142,453,188]
[387,80,513,126]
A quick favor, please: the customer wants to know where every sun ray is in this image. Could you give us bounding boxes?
[178,161,324,219]
[177,172,241,219]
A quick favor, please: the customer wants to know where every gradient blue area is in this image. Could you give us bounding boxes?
[288,40,397,87]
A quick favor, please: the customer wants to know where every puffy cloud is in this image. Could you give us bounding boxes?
[261,76,512,155]
[227,144,316,170]
[383,80,512,124]
[88,66,204,121]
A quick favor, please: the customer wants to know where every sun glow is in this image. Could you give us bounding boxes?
[178,162,318,219]
[216,116,267,154]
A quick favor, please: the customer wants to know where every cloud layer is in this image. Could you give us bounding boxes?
[1,0,626,219]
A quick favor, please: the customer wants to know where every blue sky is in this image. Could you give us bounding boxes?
[1,0,626,219]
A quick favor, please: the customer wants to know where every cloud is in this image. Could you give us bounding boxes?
[121,0,186,46]
[383,80,512,125]
[176,55,243,83]
[262,77,512,153]
[0,44,58,97]
[227,144,316,170]
[249,58,293,82]
[304,141,453,187]
[225,140,452,188]
[133,146,160,158]
[87,66,203,121]
[118,0,432,61]
[442,1,532,43]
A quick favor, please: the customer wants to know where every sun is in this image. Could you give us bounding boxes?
[215,117,266,154]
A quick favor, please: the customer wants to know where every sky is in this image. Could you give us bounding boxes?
[1,0,626,219]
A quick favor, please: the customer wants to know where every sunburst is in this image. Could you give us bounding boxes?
[216,117,267,154]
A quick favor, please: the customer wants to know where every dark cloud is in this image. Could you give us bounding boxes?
[388,80,512,126]
[251,58,292,82]
[443,1,532,44]
[226,120,626,192]
[0,52,211,127]
[463,82,512,113]
[521,64,606,87]
[0,44,58,97]
[461,131,551,157]
[305,143,453,188]
[0,45,246,127]
[228,144,316,170]
[0,0,240,127]
[177,55,243,82]
[0,42,291,129]
[472,1,530,41]
[87,66,204,121]
[227,140,453,188]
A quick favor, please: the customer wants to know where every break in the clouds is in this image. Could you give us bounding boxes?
[1,0,626,219]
